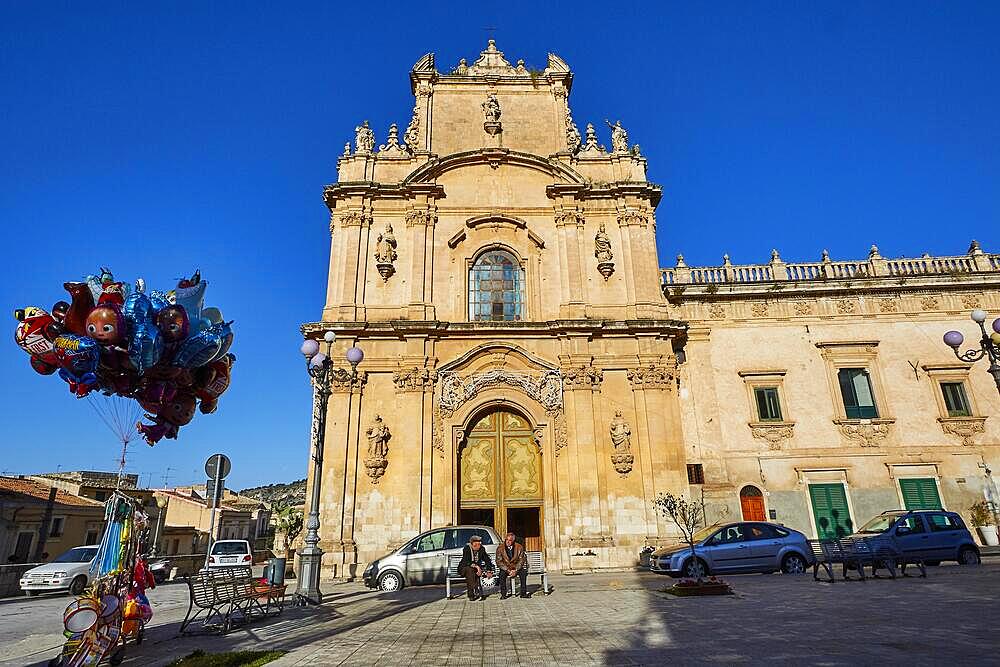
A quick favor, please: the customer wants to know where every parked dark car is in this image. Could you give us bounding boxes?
[852,510,981,566]
[649,522,813,578]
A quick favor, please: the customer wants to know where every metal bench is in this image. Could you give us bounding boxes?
[445,554,466,599]
[810,538,925,582]
[508,551,550,596]
[180,565,285,634]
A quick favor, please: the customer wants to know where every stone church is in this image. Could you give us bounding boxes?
[303,41,1000,578]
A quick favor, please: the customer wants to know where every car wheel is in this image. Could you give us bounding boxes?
[781,553,808,574]
[959,547,981,566]
[682,558,708,579]
[378,571,403,592]
[68,576,87,596]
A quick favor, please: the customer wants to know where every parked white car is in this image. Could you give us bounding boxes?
[206,539,253,569]
[19,545,98,596]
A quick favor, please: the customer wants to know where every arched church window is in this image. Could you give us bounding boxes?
[469,249,525,321]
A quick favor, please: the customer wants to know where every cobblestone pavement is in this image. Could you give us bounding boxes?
[12,562,1000,666]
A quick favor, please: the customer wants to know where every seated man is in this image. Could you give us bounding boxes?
[458,534,494,601]
[495,531,529,599]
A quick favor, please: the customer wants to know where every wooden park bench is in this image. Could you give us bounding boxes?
[445,551,551,599]
[180,565,285,634]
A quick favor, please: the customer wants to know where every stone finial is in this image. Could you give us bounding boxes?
[969,240,983,255]
[722,254,732,266]
[868,244,882,259]
[821,249,831,262]
[770,249,781,262]
[343,142,351,157]
[631,144,642,156]
[580,123,606,154]
[675,254,687,268]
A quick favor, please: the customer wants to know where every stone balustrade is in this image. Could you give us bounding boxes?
[661,240,998,286]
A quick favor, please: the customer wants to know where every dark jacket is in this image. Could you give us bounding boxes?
[495,541,527,572]
[458,544,494,571]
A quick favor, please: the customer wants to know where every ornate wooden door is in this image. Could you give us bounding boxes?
[460,408,542,545]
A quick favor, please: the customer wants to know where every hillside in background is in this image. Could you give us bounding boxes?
[239,478,306,508]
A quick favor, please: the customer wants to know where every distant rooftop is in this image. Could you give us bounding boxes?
[0,476,103,508]
[35,470,140,490]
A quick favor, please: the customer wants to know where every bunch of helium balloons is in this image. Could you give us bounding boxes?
[13,268,234,445]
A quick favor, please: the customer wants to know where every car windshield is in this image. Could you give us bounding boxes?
[52,547,98,563]
[857,514,902,534]
[693,525,722,543]
[211,542,249,555]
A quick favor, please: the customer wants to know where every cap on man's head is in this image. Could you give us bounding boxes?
[470,535,482,543]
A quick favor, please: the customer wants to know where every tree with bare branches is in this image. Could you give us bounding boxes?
[653,491,706,582]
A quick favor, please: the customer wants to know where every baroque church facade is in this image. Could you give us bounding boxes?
[302,42,1000,578]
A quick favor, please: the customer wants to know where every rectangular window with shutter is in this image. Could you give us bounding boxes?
[898,478,942,510]
[686,464,704,485]
[837,368,879,419]
[753,386,783,421]
[940,382,972,417]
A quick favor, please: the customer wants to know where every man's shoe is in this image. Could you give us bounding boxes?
[519,593,531,598]
[500,593,509,599]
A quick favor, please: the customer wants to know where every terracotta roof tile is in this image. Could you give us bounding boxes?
[0,477,104,508]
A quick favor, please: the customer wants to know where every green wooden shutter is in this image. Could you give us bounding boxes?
[809,483,854,540]
[899,478,942,510]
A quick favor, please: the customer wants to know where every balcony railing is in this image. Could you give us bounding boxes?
[661,241,998,286]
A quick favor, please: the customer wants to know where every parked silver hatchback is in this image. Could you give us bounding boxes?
[649,522,814,578]
[363,525,501,592]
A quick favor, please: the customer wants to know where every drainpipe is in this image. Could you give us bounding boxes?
[32,487,57,562]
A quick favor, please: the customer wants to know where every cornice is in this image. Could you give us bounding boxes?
[301,318,687,339]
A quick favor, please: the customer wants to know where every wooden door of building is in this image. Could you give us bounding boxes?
[740,485,767,522]
[459,408,543,549]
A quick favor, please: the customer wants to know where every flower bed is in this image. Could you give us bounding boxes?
[664,576,733,597]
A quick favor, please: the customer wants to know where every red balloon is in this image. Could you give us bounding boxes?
[62,282,95,336]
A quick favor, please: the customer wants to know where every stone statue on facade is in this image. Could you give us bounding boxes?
[595,222,615,280]
[364,414,391,483]
[606,119,629,153]
[565,114,581,153]
[374,223,398,281]
[483,92,502,123]
[354,120,375,154]
[609,410,634,476]
[403,103,420,150]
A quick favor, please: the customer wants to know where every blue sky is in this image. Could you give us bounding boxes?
[2,2,998,489]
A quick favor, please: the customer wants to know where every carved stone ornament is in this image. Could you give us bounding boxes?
[455,39,519,76]
[562,365,603,389]
[579,123,606,155]
[836,300,857,314]
[878,299,898,314]
[434,369,568,457]
[751,302,769,318]
[482,92,502,137]
[392,366,438,393]
[793,302,812,316]
[609,410,634,476]
[594,223,615,280]
[750,423,794,450]
[364,414,391,483]
[330,369,366,394]
[606,120,629,154]
[961,294,981,309]
[835,419,892,447]
[939,416,987,446]
[555,210,584,228]
[373,223,398,282]
[405,209,432,227]
[709,304,726,319]
[920,296,940,311]
[354,120,375,154]
[377,123,411,158]
[627,364,675,390]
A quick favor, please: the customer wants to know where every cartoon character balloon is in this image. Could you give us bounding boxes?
[14,267,235,445]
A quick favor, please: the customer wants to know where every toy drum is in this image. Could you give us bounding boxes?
[480,572,498,592]
[63,596,100,633]
[99,594,120,620]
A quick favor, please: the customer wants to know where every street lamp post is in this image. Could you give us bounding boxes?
[295,331,364,606]
[943,309,1000,397]
[151,495,168,557]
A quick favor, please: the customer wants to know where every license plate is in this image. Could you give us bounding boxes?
[222,557,236,563]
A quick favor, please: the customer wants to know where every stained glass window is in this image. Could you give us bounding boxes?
[469,250,524,321]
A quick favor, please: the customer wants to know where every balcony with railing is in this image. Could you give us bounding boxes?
[661,241,999,287]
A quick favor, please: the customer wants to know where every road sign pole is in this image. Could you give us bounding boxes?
[203,454,228,570]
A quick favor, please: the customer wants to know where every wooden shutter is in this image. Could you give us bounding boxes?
[899,478,942,510]
[809,483,853,540]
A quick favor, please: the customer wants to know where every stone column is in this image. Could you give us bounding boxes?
[554,210,586,319]
[405,208,433,319]
[628,361,679,536]
[337,210,371,321]
[392,365,437,532]
[337,371,366,577]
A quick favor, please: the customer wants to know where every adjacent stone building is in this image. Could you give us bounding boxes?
[302,41,1000,578]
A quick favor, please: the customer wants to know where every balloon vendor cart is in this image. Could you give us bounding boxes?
[10,268,239,667]
[51,492,155,666]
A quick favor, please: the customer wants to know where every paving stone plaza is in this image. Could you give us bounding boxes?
[4,564,994,666]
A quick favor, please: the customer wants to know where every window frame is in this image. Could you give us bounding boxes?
[921,363,981,420]
[466,246,527,323]
[49,516,65,538]
[739,369,794,427]
[816,341,892,423]
[837,367,879,419]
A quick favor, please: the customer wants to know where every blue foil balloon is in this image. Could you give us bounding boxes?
[172,321,227,368]
[174,280,207,321]
[53,334,100,394]
[148,290,171,312]
[209,322,234,363]
[122,292,153,334]
[129,321,164,374]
